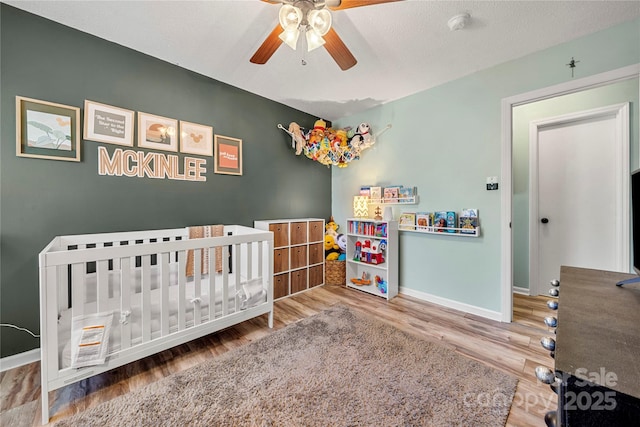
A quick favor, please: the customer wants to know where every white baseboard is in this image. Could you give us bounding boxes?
[512,286,530,295]
[399,287,503,322]
[0,348,40,372]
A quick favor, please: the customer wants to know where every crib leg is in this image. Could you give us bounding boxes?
[41,389,49,425]
[268,309,274,328]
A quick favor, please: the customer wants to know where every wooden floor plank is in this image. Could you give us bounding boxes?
[1,284,556,426]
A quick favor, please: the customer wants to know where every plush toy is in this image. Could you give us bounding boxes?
[336,234,347,261]
[308,119,326,147]
[325,217,339,237]
[288,122,307,155]
[350,123,373,149]
[324,234,340,260]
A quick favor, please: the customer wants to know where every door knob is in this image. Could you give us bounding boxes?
[541,218,549,224]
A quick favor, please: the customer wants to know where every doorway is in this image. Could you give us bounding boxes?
[499,64,639,322]
[529,104,629,296]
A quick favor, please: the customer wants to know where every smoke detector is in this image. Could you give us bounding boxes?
[448,13,471,31]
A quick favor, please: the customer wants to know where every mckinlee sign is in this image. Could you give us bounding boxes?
[98,146,207,181]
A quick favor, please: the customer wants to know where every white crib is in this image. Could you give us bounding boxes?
[38,225,273,424]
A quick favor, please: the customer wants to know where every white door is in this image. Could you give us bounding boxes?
[529,103,629,296]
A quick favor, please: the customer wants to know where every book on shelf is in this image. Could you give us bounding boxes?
[433,211,448,232]
[398,186,416,202]
[459,216,478,234]
[446,211,457,233]
[398,212,416,230]
[383,186,400,203]
[415,212,433,232]
[369,186,382,200]
[359,186,371,197]
[461,208,478,218]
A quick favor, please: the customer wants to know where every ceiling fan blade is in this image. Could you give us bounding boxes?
[260,0,284,4]
[324,27,357,71]
[329,0,402,11]
[250,24,284,65]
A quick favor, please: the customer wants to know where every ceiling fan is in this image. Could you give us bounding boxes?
[250,0,401,71]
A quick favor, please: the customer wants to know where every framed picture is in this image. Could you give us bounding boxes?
[16,96,81,162]
[214,135,243,176]
[84,100,134,146]
[180,120,213,156]
[138,112,178,152]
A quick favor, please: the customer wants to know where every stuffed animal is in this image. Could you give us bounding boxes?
[288,122,307,155]
[325,216,339,237]
[308,119,326,147]
[324,234,340,260]
[350,123,373,149]
[336,233,347,261]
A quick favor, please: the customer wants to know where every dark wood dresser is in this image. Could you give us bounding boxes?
[549,266,640,426]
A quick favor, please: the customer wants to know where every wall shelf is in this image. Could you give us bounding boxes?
[400,225,481,237]
[368,196,419,205]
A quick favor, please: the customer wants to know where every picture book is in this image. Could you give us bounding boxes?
[398,212,416,230]
[370,186,382,200]
[459,216,478,234]
[383,186,399,203]
[415,212,432,232]
[398,187,415,202]
[359,186,371,197]
[434,211,448,232]
[461,208,478,218]
[446,211,457,233]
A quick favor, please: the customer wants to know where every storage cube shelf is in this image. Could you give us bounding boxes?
[345,219,398,300]
[254,218,325,300]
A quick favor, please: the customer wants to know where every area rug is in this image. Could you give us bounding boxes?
[55,305,517,426]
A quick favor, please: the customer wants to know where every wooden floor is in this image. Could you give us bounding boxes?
[1,285,556,426]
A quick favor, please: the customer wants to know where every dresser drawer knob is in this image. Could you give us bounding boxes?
[535,365,555,384]
[549,288,559,297]
[547,300,558,310]
[550,279,560,287]
[544,316,557,328]
[544,410,557,427]
[541,336,556,351]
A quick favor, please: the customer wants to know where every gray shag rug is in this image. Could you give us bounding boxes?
[55,305,517,426]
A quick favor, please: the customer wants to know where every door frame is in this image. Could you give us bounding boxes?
[528,103,630,296]
[500,63,639,322]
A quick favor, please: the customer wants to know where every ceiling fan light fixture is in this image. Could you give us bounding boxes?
[279,4,302,30]
[308,8,332,36]
[279,26,300,50]
[305,28,326,52]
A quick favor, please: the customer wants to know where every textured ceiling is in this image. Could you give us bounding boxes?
[4,0,640,121]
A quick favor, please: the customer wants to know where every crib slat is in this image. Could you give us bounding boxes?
[221,246,229,316]
[193,249,202,326]
[141,254,151,342]
[207,245,215,320]
[177,250,186,330]
[246,242,253,280]
[96,259,109,312]
[160,252,170,336]
[234,243,241,312]
[71,263,85,317]
[120,257,132,350]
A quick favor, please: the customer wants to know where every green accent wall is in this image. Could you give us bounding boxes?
[332,18,640,313]
[0,4,330,357]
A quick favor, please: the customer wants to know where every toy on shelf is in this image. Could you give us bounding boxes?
[351,272,371,286]
[353,241,362,261]
[375,276,387,294]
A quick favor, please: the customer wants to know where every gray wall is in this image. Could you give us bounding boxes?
[0,4,331,357]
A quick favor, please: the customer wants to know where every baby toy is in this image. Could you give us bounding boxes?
[335,234,347,261]
[288,122,307,155]
[351,272,371,286]
[324,234,340,260]
[353,240,362,262]
[375,275,387,294]
[325,216,339,237]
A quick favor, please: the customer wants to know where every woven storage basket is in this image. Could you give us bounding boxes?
[325,260,346,285]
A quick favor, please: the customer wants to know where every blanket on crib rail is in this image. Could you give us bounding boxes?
[185,225,224,276]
